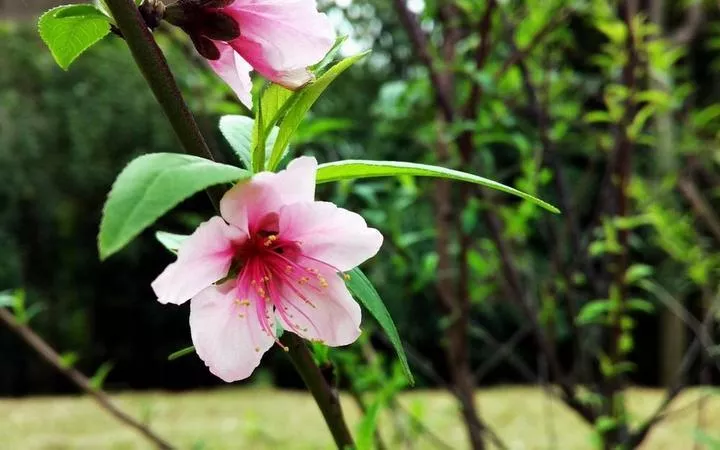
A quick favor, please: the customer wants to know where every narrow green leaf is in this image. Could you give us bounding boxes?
[253,84,296,171]
[257,85,295,133]
[345,268,414,384]
[155,231,189,254]
[317,160,560,214]
[268,52,369,170]
[99,153,249,260]
[168,346,196,361]
[311,35,349,73]
[219,115,280,170]
[39,4,111,70]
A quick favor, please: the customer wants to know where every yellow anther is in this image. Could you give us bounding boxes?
[343,274,351,280]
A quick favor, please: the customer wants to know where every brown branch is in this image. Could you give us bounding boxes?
[678,175,720,245]
[392,0,455,122]
[0,308,174,449]
[464,0,498,121]
[472,323,536,383]
[670,0,703,46]
[626,295,718,448]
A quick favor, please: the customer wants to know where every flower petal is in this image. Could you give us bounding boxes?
[152,217,243,305]
[230,40,314,89]
[279,201,383,272]
[276,264,361,346]
[207,41,253,108]
[226,0,334,74]
[220,177,283,234]
[254,156,317,204]
[220,157,317,232]
[190,282,275,382]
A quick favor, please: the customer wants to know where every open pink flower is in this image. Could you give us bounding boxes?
[152,157,383,382]
[171,0,335,107]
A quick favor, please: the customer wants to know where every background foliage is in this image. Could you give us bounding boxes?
[0,0,718,406]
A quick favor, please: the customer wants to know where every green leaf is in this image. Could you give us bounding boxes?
[316,160,560,213]
[89,361,114,390]
[268,52,369,170]
[595,415,617,433]
[355,399,382,450]
[627,298,654,313]
[155,231,189,254]
[219,115,280,170]
[99,153,249,260]
[38,4,111,70]
[624,264,653,285]
[168,346,196,361]
[576,300,612,325]
[59,352,80,369]
[253,85,295,171]
[54,4,108,19]
[345,268,414,384]
[311,35,349,73]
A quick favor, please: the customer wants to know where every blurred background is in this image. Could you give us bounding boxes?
[1,0,719,448]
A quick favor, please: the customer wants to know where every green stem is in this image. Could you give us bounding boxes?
[104,2,355,447]
[281,333,355,449]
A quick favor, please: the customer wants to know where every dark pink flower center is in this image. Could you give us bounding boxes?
[228,215,342,347]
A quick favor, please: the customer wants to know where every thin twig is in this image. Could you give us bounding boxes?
[392,0,454,122]
[678,175,720,245]
[0,308,174,449]
[472,323,536,383]
[627,290,719,447]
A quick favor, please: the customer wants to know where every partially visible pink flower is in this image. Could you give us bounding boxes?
[152,157,383,382]
[171,0,335,107]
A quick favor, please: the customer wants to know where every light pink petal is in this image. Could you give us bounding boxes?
[230,40,314,89]
[279,201,383,272]
[254,156,317,204]
[226,0,334,78]
[152,217,244,305]
[220,157,317,232]
[220,178,283,234]
[207,41,253,108]
[190,281,275,382]
[276,264,361,346]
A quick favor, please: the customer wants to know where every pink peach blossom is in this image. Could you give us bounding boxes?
[152,157,383,382]
[201,0,335,107]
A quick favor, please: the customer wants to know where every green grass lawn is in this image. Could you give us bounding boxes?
[1,386,718,449]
